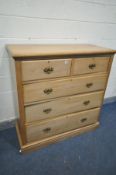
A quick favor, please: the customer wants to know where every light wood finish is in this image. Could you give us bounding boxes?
[16,122,23,147]
[7,44,115,153]
[15,61,26,144]
[72,57,110,75]
[25,91,103,123]
[6,44,116,58]
[26,108,100,142]
[96,56,114,120]
[24,73,107,104]
[16,121,99,153]
[21,59,71,81]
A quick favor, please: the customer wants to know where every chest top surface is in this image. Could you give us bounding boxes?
[6,44,116,59]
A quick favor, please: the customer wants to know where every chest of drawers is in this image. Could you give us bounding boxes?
[7,44,116,153]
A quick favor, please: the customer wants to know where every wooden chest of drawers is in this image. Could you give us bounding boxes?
[7,44,116,153]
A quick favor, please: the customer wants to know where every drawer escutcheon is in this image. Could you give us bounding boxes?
[43,67,54,74]
[44,88,53,94]
[43,127,51,133]
[89,64,96,69]
[80,118,87,123]
[83,100,90,105]
[86,83,93,88]
[43,108,52,114]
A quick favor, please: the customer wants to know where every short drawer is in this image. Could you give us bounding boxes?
[26,108,100,142]
[24,74,107,104]
[72,57,110,75]
[21,59,71,81]
[25,91,103,123]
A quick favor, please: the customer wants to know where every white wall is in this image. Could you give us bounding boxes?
[0,0,116,122]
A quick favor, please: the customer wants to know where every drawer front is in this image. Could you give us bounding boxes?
[21,59,71,81]
[25,91,103,123]
[72,57,110,75]
[26,108,100,142]
[24,74,107,104]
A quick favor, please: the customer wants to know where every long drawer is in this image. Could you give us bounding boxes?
[72,57,109,75]
[23,74,107,104]
[26,108,100,142]
[21,59,71,81]
[25,91,103,123]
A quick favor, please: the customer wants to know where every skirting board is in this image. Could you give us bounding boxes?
[0,119,16,131]
[103,96,116,104]
[16,121,99,153]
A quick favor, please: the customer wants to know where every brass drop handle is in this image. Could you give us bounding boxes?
[44,88,53,94]
[89,64,96,69]
[83,100,90,105]
[43,127,51,133]
[43,67,54,74]
[43,108,52,114]
[86,83,93,88]
[81,118,87,123]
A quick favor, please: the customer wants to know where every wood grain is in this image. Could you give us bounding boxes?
[26,108,100,142]
[8,44,115,153]
[6,44,116,58]
[97,55,114,116]
[15,61,26,144]
[24,73,107,104]
[71,57,110,75]
[25,91,104,123]
[17,122,99,153]
[21,59,71,81]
